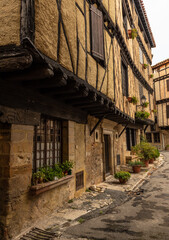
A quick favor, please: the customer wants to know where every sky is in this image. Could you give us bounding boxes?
[143,0,169,66]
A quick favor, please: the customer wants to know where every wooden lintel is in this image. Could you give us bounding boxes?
[0,106,40,126]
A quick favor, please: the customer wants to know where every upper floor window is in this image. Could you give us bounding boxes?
[167,105,169,118]
[90,5,104,62]
[33,116,62,172]
[139,84,143,102]
[121,59,128,96]
[139,47,144,64]
[122,3,128,35]
[167,80,169,91]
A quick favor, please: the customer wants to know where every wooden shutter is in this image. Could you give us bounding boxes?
[167,80,169,91]
[90,5,104,60]
[121,61,128,96]
[167,105,169,118]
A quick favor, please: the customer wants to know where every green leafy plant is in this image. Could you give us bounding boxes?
[151,109,157,113]
[128,96,138,105]
[61,160,74,175]
[53,164,64,179]
[135,111,150,119]
[78,218,85,224]
[132,142,159,161]
[129,161,144,166]
[128,28,138,39]
[149,74,154,78]
[143,63,148,69]
[32,171,45,185]
[114,171,131,181]
[142,101,149,108]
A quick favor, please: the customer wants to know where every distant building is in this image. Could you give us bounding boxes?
[0,0,155,239]
[149,59,169,150]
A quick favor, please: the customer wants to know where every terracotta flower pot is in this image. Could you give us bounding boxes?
[149,158,155,164]
[132,165,141,173]
[119,178,128,184]
[127,97,132,102]
[142,160,149,167]
[128,30,132,38]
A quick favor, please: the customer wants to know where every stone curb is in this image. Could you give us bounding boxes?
[128,154,165,193]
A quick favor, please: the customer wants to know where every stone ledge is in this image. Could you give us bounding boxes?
[30,175,73,195]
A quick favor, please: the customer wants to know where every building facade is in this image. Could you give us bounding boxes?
[149,59,169,150]
[0,0,155,239]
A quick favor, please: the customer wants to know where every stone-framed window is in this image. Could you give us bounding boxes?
[33,116,62,172]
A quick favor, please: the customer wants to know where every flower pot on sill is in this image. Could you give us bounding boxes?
[132,165,141,173]
[127,97,132,103]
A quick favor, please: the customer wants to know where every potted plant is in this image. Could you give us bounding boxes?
[142,101,149,108]
[129,161,144,173]
[151,109,157,113]
[135,111,150,120]
[128,28,138,39]
[114,171,131,184]
[128,96,138,105]
[142,64,148,69]
[149,74,154,78]
[61,160,74,176]
[165,145,169,150]
[32,171,45,185]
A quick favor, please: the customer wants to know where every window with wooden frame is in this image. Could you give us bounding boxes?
[153,132,160,143]
[121,59,128,97]
[33,116,62,172]
[90,5,104,63]
[122,2,128,35]
[139,46,144,64]
[167,80,169,91]
[167,105,169,119]
[139,84,143,103]
[146,133,152,143]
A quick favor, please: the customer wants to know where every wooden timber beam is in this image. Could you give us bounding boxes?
[0,51,33,72]
[2,66,54,81]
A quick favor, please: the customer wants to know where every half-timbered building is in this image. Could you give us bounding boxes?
[150,59,169,149]
[0,0,155,238]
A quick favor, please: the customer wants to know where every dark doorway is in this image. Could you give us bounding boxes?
[126,128,137,151]
[104,134,111,174]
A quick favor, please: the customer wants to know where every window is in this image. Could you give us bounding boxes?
[90,5,104,62]
[33,116,62,172]
[122,3,128,35]
[139,84,143,102]
[148,93,151,111]
[167,105,169,118]
[139,47,144,64]
[167,80,169,91]
[151,125,156,132]
[146,133,152,143]
[121,60,128,96]
[153,132,160,143]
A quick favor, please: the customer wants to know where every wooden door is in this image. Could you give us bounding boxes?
[104,134,110,174]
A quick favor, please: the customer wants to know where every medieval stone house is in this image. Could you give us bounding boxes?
[0,0,155,239]
[146,59,169,150]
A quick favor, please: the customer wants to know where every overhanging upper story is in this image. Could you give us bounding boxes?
[0,0,155,126]
[153,59,169,129]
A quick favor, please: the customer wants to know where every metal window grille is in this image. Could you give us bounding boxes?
[76,171,84,191]
[33,117,62,172]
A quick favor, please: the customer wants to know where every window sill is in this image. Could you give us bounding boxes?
[30,175,73,195]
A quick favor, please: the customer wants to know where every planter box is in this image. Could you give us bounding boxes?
[30,175,73,195]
